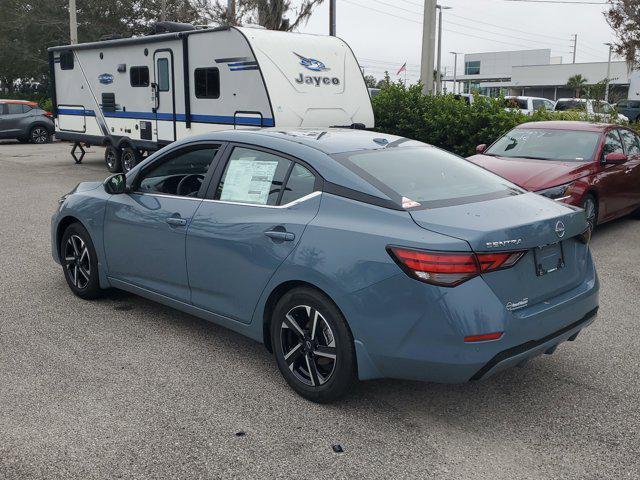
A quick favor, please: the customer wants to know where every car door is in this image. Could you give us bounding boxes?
[153,50,175,144]
[618,128,640,209]
[103,144,222,301]
[596,129,630,219]
[0,103,26,138]
[186,145,322,323]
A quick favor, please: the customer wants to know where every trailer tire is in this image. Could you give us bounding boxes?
[121,146,141,173]
[105,145,122,173]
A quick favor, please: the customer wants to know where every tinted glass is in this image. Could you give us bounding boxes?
[281,164,316,205]
[617,100,628,108]
[555,100,586,111]
[130,66,149,87]
[594,102,613,114]
[194,68,220,99]
[6,103,24,114]
[60,51,74,70]
[216,148,291,206]
[137,148,218,196]
[23,104,33,112]
[602,131,624,159]
[630,101,640,108]
[486,128,600,161]
[505,98,528,109]
[619,129,640,156]
[335,147,520,208]
[157,58,169,92]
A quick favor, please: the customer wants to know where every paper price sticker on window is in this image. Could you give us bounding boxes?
[220,158,279,205]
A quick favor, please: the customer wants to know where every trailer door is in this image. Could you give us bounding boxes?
[153,50,176,144]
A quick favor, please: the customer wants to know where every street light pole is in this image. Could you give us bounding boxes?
[450,51,460,94]
[435,5,452,95]
[420,0,437,95]
[604,43,613,103]
[69,0,78,44]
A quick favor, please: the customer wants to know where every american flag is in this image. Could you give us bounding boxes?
[396,62,407,76]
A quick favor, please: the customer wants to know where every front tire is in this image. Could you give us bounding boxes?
[271,287,356,403]
[29,126,51,144]
[582,194,598,231]
[105,145,122,173]
[60,223,103,300]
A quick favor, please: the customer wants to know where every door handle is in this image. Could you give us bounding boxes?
[166,216,187,227]
[264,230,295,241]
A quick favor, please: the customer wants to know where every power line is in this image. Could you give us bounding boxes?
[504,0,608,4]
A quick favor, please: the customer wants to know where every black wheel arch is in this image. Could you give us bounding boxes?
[56,216,88,260]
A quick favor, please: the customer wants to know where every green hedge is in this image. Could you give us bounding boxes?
[371,82,622,157]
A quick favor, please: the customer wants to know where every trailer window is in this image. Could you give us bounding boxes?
[195,68,220,99]
[130,66,149,87]
[60,51,74,70]
[157,58,170,92]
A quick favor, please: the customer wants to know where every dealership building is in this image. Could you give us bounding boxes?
[443,49,631,101]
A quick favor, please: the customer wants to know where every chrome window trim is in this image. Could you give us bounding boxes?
[131,192,202,201]
[202,191,321,209]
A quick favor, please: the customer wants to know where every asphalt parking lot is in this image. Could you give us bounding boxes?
[1,140,639,479]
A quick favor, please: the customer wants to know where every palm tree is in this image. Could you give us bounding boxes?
[567,74,588,98]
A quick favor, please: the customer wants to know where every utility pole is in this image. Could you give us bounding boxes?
[450,51,460,94]
[329,0,336,36]
[435,5,452,95]
[420,0,437,94]
[604,43,613,103]
[227,0,236,25]
[160,0,168,22]
[571,34,577,64]
[69,0,78,44]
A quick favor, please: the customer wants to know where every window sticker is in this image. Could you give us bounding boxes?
[220,158,279,204]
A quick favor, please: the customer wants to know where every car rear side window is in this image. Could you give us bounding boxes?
[555,100,586,111]
[281,164,316,205]
[334,146,521,209]
[6,103,24,114]
[216,148,292,206]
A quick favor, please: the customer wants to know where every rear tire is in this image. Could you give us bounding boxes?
[60,223,103,300]
[105,145,122,173]
[582,194,598,231]
[271,287,356,403]
[29,126,51,144]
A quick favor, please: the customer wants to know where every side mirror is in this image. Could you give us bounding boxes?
[604,152,627,165]
[104,173,128,194]
[476,144,487,154]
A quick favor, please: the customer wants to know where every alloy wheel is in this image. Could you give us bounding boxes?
[280,305,337,387]
[105,149,117,170]
[122,150,137,173]
[31,127,49,144]
[63,235,91,289]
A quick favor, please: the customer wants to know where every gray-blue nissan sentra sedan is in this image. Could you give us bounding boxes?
[52,129,599,402]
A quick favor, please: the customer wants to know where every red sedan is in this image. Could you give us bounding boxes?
[469,121,640,228]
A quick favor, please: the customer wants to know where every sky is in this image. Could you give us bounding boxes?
[287,0,620,85]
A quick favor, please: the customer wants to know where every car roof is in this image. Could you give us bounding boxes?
[0,99,37,105]
[505,96,551,101]
[179,128,425,155]
[515,120,614,132]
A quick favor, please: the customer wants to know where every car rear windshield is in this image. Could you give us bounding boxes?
[333,147,521,209]
[485,128,600,161]
[554,100,587,111]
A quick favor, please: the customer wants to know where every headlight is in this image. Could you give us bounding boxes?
[537,183,573,201]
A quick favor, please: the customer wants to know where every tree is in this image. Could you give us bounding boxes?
[376,72,391,89]
[363,75,377,89]
[199,0,324,31]
[606,0,640,68]
[567,74,588,98]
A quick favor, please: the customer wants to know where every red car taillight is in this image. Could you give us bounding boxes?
[44,111,52,117]
[387,247,525,287]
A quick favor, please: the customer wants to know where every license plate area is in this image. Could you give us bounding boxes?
[534,242,565,276]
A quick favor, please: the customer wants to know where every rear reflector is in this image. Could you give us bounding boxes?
[464,332,503,343]
[388,246,525,287]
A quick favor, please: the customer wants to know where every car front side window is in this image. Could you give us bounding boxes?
[137,146,219,197]
[602,130,624,160]
[215,148,292,206]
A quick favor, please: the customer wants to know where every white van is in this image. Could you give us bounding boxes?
[504,96,555,115]
[48,24,374,172]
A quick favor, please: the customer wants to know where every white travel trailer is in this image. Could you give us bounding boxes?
[48,24,374,172]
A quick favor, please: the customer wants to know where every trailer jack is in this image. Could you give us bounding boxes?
[71,142,86,164]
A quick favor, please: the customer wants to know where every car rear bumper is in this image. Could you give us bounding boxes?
[345,255,599,383]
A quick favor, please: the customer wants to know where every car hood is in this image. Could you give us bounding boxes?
[467,154,594,191]
[72,181,103,194]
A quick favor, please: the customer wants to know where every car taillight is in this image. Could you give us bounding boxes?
[44,111,52,117]
[387,246,525,287]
